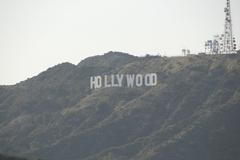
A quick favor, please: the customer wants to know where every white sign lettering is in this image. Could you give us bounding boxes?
[90,73,158,89]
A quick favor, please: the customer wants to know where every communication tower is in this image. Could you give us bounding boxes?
[223,0,237,53]
[204,0,237,54]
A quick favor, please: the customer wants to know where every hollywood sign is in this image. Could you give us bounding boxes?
[90,73,158,89]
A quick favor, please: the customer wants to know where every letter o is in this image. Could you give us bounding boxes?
[136,74,143,87]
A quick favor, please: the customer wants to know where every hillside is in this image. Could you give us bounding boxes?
[0,52,240,160]
[0,154,36,160]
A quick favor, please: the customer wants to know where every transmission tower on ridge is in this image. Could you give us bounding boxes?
[223,0,237,54]
[204,0,237,54]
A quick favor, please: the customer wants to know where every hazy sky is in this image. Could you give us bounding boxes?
[0,0,240,85]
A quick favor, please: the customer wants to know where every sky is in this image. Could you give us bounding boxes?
[0,0,240,85]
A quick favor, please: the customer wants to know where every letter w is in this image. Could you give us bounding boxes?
[126,74,135,88]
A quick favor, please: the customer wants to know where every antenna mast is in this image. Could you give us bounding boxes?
[223,0,236,54]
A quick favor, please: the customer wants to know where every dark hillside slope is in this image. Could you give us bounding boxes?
[0,154,34,160]
[0,52,240,160]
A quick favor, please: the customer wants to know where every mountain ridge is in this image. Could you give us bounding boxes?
[0,52,240,160]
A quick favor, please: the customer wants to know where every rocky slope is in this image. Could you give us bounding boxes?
[0,52,240,160]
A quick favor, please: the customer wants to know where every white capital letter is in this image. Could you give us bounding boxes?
[136,74,143,87]
[116,74,124,87]
[90,76,102,89]
[126,74,135,88]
